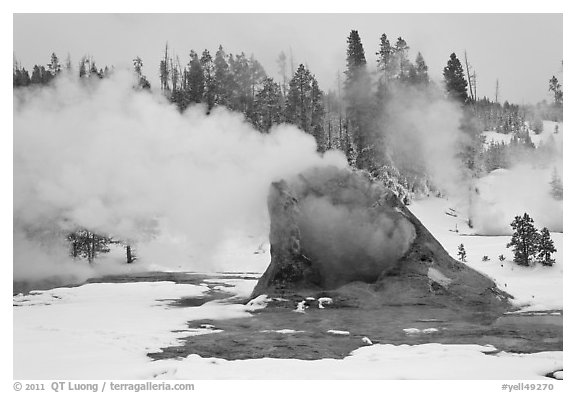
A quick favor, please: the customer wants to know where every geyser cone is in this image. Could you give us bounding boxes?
[252,166,512,313]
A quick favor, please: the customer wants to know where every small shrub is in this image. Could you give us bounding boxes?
[457,244,467,262]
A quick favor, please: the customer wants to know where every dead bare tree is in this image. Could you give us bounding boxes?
[464,51,476,103]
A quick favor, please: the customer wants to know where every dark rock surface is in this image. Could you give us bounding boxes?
[251,166,512,314]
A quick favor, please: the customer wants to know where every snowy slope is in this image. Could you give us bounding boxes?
[482,120,562,148]
[482,131,513,145]
[410,197,562,312]
[533,121,563,147]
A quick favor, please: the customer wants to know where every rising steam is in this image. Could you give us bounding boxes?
[13,72,347,280]
[377,84,563,235]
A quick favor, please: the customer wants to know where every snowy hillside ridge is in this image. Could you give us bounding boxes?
[470,166,562,235]
[482,120,562,148]
[410,197,562,312]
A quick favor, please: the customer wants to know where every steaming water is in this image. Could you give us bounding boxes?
[13,72,347,281]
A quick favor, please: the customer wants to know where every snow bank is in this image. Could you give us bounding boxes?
[148,344,561,380]
[318,297,333,309]
[327,330,351,336]
[403,328,440,335]
[13,274,562,379]
[482,131,513,146]
[13,279,261,379]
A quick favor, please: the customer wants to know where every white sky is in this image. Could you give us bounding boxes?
[13,13,562,105]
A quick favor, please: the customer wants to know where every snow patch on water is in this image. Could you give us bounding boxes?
[403,327,439,335]
[327,330,350,336]
[318,297,333,309]
[294,300,307,313]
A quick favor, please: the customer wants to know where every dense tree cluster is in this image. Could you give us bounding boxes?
[157,45,327,145]
[506,213,556,267]
[67,230,113,264]
[67,228,136,264]
[474,99,527,134]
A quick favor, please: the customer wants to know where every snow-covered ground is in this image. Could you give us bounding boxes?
[148,344,561,380]
[482,130,513,146]
[482,120,562,148]
[13,277,562,380]
[13,280,267,379]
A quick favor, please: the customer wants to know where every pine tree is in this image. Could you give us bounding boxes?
[394,37,411,81]
[64,54,72,73]
[285,64,313,133]
[79,57,88,78]
[311,78,326,151]
[30,65,43,84]
[214,45,232,107]
[133,56,143,78]
[245,55,267,122]
[550,167,563,200]
[159,43,170,93]
[248,55,267,101]
[376,33,395,82]
[443,53,469,104]
[276,51,288,97]
[285,64,326,150]
[344,30,367,91]
[13,66,31,87]
[413,52,429,85]
[549,76,563,106]
[229,52,251,113]
[506,213,540,266]
[537,227,556,266]
[47,52,61,77]
[89,61,99,78]
[186,50,204,104]
[200,49,216,111]
[457,244,467,262]
[254,77,283,132]
[344,30,377,170]
[67,229,113,263]
[133,56,150,88]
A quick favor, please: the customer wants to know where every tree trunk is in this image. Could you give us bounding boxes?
[88,232,95,263]
[126,245,134,264]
